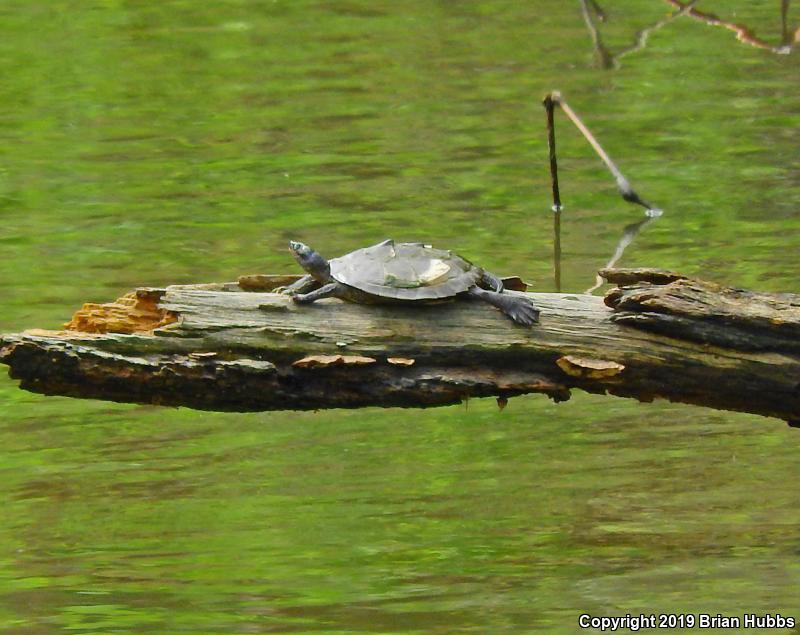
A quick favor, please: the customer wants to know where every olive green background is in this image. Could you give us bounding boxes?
[1,1,799,633]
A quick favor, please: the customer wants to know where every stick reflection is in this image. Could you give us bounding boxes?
[585,212,661,294]
[550,209,661,294]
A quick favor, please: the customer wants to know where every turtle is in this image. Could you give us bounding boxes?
[280,239,540,326]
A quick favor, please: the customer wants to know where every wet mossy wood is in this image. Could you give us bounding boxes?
[1,268,799,425]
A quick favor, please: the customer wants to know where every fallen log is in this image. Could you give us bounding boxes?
[1,269,799,426]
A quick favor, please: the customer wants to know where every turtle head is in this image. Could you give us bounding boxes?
[288,241,330,282]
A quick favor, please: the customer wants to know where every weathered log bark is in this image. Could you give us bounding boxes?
[1,269,799,425]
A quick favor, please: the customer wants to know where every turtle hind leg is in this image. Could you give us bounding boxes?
[468,286,540,326]
[480,270,504,293]
[293,282,344,304]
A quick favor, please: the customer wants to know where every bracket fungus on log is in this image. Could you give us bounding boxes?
[0,268,799,425]
[293,354,377,369]
[557,355,625,381]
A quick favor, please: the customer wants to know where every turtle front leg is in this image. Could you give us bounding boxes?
[468,286,540,326]
[293,282,344,304]
[276,274,319,295]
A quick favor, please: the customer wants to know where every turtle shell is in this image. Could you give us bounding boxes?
[329,240,482,300]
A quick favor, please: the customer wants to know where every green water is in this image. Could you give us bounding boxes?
[2,1,800,633]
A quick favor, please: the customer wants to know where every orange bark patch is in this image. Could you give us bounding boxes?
[64,289,178,334]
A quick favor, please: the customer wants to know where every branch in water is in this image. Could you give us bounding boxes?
[664,0,800,54]
[542,91,661,214]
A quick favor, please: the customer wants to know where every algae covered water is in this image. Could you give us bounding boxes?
[1,1,800,632]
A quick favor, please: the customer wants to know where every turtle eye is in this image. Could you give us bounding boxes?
[289,241,314,259]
